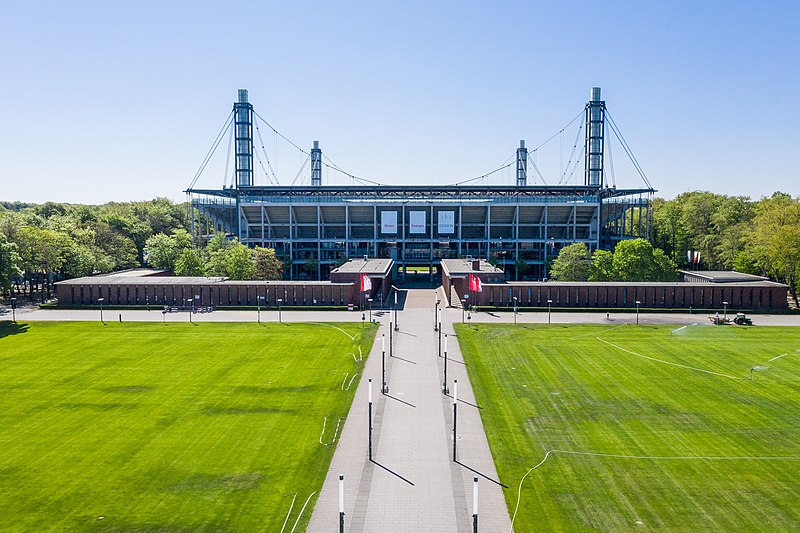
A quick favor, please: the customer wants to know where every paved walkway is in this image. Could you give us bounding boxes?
[308,288,511,532]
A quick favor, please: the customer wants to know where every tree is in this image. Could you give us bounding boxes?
[303,257,319,278]
[143,229,192,271]
[612,239,677,282]
[549,243,590,281]
[748,193,800,306]
[175,248,204,276]
[0,231,22,295]
[588,250,615,281]
[253,247,282,280]
[225,243,254,280]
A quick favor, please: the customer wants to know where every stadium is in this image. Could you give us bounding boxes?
[187,88,654,281]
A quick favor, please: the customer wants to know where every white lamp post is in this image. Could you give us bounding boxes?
[635,300,641,325]
[277,298,283,323]
[547,299,552,324]
[98,297,104,324]
[257,295,265,324]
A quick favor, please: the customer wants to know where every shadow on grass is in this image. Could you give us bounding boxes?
[455,460,508,488]
[0,322,29,338]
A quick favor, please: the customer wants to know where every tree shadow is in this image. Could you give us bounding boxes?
[0,322,30,339]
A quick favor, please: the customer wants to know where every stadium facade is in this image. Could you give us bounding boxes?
[188,88,654,281]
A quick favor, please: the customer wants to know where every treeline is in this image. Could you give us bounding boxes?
[143,232,283,281]
[0,199,190,300]
[547,191,799,305]
[650,191,799,303]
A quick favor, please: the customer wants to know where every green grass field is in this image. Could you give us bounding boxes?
[0,320,376,531]
[456,323,800,531]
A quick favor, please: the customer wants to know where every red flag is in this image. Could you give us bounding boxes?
[468,274,476,291]
[361,274,372,292]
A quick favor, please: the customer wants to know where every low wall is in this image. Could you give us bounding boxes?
[462,282,788,311]
[56,281,359,308]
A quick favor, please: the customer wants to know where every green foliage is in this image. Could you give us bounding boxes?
[144,229,193,271]
[252,247,282,280]
[303,256,319,277]
[457,323,800,532]
[748,193,800,304]
[0,321,377,531]
[174,248,204,276]
[612,238,677,282]
[225,243,254,280]
[588,249,614,281]
[0,232,22,293]
[549,242,590,281]
[0,198,193,297]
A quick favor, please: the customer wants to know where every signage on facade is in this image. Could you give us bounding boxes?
[381,211,397,234]
[409,211,426,234]
[438,211,455,234]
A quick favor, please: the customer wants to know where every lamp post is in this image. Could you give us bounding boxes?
[443,334,449,394]
[98,297,104,324]
[338,474,345,533]
[381,334,387,394]
[513,296,518,325]
[368,298,373,323]
[257,295,265,324]
[547,299,552,324]
[453,379,458,461]
[187,298,194,323]
[277,298,283,323]
[368,379,373,460]
[394,292,399,331]
[472,477,479,533]
[723,301,729,320]
[434,297,440,331]
[635,300,641,326]
[10,297,17,323]
[467,311,471,328]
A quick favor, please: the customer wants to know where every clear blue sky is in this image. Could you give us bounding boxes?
[1,1,797,204]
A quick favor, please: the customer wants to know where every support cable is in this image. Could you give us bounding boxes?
[561,144,585,185]
[254,120,279,185]
[606,128,616,188]
[223,117,234,188]
[606,111,653,189]
[558,121,584,184]
[290,155,311,186]
[530,110,584,152]
[188,111,234,190]
[448,160,515,186]
[253,110,311,157]
[526,153,548,185]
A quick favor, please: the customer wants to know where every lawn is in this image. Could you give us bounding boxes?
[455,323,800,531]
[0,320,376,531]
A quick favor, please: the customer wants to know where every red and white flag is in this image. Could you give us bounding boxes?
[693,251,700,264]
[475,276,482,293]
[361,274,372,292]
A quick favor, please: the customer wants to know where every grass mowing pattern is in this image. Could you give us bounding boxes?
[0,321,376,531]
[456,323,800,531]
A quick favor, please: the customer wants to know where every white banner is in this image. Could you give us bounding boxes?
[409,211,426,234]
[438,211,455,234]
[381,211,397,234]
